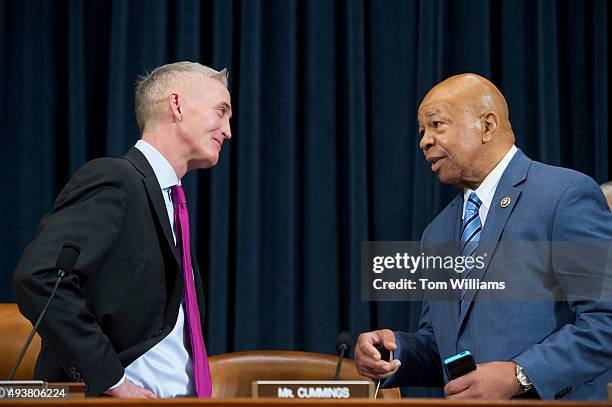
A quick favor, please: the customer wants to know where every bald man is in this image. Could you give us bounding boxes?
[355,74,612,400]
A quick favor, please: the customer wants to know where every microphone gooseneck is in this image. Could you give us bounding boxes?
[7,244,80,380]
[334,331,354,380]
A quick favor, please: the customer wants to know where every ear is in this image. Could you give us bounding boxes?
[481,112,498,144]
[169,92,182,122]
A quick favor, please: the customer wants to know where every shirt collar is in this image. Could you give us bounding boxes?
[462,144,518,218]
[135,140,179,190]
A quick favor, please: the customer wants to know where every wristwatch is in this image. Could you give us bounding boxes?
[515,364,533,393]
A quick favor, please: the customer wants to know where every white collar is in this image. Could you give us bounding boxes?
[135,140,179,189]
[462,145,518,220]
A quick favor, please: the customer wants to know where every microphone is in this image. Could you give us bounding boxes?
[7,244,80,380]
[334,331,354,380]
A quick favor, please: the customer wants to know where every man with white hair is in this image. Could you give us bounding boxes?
[13,62,232,398]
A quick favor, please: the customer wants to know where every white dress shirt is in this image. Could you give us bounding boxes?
[462,145,518,226]
[110,140,195,397]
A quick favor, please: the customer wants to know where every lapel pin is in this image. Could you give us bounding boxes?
[500,197,511,208]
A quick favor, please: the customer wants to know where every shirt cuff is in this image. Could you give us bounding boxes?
[108,373,126,390]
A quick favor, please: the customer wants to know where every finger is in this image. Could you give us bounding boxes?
[357,338,382,361]
[377,329,397,351]
[369,358,401,373]
[356,369,380,380]
[444,376,471,396]
[383,341,397,351]
[143,390,157,399]
[375,364,401,379]
[358,357,401,376]
[355,356,389,375]
[446,390,472,400]
[357,332,378,346]
[358,332,383,352]
[446,384,478,400]
[357,363,400,380]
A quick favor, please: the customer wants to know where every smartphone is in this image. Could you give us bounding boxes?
[443,351,476,380]
[374,344,394,362]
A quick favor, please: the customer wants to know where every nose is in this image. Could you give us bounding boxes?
[419,129,434,152]
[222,119,232,140]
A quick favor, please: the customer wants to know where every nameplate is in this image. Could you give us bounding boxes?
[252,380,374,399]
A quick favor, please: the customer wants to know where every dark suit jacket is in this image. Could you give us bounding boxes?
[12,148,206,396]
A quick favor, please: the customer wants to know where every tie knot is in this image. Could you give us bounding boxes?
[466,192,482,212]
[171,184,187,206]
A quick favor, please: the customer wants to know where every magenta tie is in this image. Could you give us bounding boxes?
[171,184,212,398]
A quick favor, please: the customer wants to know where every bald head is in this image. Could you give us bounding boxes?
[422,74,512,135]
[418,74,516,189]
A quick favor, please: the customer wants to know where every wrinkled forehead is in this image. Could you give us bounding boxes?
[417,97,456,123]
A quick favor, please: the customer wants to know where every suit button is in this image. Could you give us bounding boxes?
[154,328,163,337]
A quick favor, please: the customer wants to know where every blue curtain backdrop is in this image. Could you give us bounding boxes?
[0,0,609,394]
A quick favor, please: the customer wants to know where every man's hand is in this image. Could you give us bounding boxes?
[104,379,157,398]
[444,361,521,399]
[354,329,401,380]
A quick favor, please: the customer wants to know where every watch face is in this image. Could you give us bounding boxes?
[516,366,532,387]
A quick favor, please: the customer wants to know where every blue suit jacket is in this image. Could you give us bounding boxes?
[385,150,612,400]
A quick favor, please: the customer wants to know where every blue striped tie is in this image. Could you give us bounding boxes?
[459,192,482,312]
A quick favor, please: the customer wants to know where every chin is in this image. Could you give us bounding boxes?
[436,173,461,188]
[195,147,220,169]
[188,156,218,171]
[208,156,219,167]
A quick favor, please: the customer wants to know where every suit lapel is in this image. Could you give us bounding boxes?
[191,247,206,322]
[449,194,463,243]
[456,150,531,332]
[446,194,463,320]
[424,193,463,344]
[123,148,179,264]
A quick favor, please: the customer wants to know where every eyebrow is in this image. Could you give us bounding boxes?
[217,102,233,118]
[417,108,440,127]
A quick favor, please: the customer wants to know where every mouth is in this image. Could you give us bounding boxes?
[426,156,446,172]
[212,138,223,149]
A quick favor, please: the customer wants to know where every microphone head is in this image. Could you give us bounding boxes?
[336,331,354,355]
[56,244,81,274]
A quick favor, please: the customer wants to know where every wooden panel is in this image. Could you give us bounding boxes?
[0,398,607,406]
[0,304,41,380]
[209,351,400,400]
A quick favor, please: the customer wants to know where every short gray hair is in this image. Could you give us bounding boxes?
[135,61,228,131]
